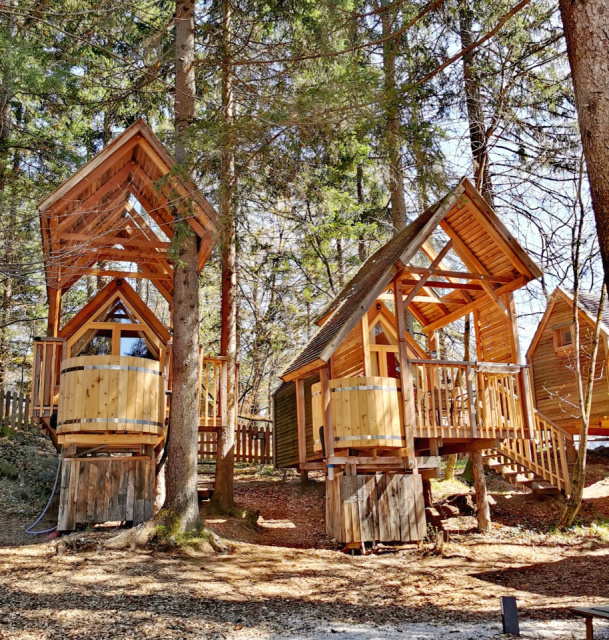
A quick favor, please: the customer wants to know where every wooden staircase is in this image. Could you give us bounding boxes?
[483,409,573,497]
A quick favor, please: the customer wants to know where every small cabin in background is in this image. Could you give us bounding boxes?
[31,120,227,530]
[527,287,609,435]
[275,178,574,548]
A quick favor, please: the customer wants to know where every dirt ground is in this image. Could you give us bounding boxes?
[3,438,609,639]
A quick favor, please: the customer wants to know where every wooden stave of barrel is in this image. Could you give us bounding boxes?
[312,376,405,452]
[56,355,165,437]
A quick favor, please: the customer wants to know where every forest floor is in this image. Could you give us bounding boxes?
[2,429,609,638]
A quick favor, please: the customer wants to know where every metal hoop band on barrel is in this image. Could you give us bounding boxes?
[331,385,401,392]
[60,364,163,376]
[57,417,164,428]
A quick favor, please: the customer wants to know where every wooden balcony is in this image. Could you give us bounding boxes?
[311,360,531,450]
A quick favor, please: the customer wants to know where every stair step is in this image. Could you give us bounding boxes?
[530,482,561,495]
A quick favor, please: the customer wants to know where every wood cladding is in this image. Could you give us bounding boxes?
[476,302,515,363]
[326,472,426,543]
[331,322,365,378]
[273,374,319,468]
[57,355,165,442]
[57,456,154,531]
[530,296,609,430]
[312,377,405,452]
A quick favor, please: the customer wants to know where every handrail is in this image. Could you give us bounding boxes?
[496,409,572,495]
[533,408,573,439]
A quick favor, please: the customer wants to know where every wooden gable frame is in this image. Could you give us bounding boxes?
[39,120,218,317]
[526,287,609,362]
[60,278,170,360]
[283,178,541,381]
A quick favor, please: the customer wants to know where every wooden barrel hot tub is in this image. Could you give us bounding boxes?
[56,355,165,441]
[312,376,405,452]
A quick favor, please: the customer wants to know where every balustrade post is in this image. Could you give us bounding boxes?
[466,364,478,437]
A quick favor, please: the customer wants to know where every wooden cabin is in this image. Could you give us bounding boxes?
[31,120,227,530]
[275,178,574,546]
[527,287,609,436]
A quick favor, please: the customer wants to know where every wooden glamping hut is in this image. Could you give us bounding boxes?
[527,287,609,436]
[275,178,574,546]
[31,120,226,530]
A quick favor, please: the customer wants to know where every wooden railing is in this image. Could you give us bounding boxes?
[31,337,65,422]
[475,364,528,439]
[410,360,529,440]
[198,422,273,464]
[495,409,572,495]
[411,360,473,438]
[1,389,35,431]
[199,354,228,428]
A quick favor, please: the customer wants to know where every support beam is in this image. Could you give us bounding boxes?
[320,366,335,465]
[440,219,510,318]
[361,314,371,376]
[438,438,500,456]
[421,240,473,304]
[393,273,415,467]
[402,266,512,283]
[403,240,453,307]
[47,288,61,337]
[421,277,527,334]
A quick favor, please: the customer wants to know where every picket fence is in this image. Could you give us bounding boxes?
[198,422,273,465]
[0,390,35,431]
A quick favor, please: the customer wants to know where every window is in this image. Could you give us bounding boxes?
[369,316,400,378]
[553,324,574,355]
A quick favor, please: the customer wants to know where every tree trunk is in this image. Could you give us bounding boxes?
[212,0,237,512]
[559,0,609,294]
[459,1,494,206]
[357,164,367,262]
[381,0,407,231]
[445,454,457,481]
[472,450,491,532]
[164,0,201,531]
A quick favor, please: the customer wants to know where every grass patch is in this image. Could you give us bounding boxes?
[0,459,18,480]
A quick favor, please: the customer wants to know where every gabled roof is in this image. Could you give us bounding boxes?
[39,119,218,301]
[526,287,609,359]
[59,277,170,345]
[282,178,541,381]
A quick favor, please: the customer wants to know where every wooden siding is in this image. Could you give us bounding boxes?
[331,322,365,378]
[311,377,405,451]
[57,456,154,531]
[531,296,609,429]
[273,374,319,468]
[326,472,426,543]
[476,302,515,363]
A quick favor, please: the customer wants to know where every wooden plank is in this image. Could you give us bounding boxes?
[403,266,512,283]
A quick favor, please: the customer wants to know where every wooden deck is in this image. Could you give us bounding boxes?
[310,360,572,495]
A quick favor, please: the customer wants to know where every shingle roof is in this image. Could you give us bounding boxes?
[281,190,456,379]
[576,291,609,333]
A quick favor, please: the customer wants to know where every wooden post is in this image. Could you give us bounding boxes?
[320,366,335,478]
[393,274,415,466]
[47,288,62,337]
[472,450,491,531]
[361,314,371,376]
[295,378,307,471]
